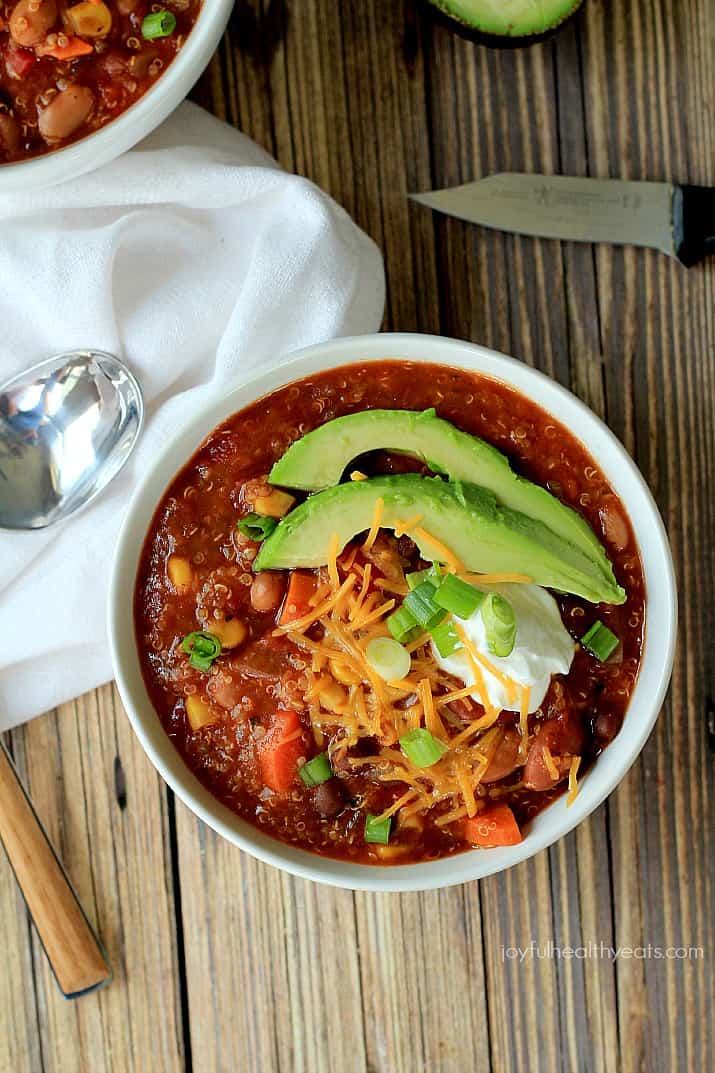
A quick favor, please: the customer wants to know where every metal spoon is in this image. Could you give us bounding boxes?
[0,349,143,530]
[0,349,143,996]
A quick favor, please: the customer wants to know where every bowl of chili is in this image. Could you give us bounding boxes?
[109,333,677,891]
[0,0,233,190]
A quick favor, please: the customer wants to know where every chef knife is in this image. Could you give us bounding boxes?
[410,173,714,267]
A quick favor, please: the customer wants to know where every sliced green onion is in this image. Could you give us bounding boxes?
[406,568,431,591]
[299,752,332,787]
[433,574,484,618]
[481,593,517,657]
[387,604,421,644]
[580,620,620,661]
[399,727,448,768]
[141,10,177,38]
[431,619,462,658]
[365,813,391,844]
[403,581,447,631]
[365,637,411,681]
[182,630,222,671]
[237,513,278,542]
[406,564,442,590]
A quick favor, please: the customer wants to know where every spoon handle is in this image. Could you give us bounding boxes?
[0,739,111,998]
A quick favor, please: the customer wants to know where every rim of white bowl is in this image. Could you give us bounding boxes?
[0,0,234,193]
[108,333,677,892]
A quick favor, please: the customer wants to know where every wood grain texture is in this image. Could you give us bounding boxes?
[2,0,713,1070]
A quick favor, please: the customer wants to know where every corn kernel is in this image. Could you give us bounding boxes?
[66,1,112,37]
[211,617,247,649]
[252,489,295,518]
[318,679,348,714]
[185,694,215,731]
[168,555,193,593]
[329,659,361,686]
[372,844,408,860]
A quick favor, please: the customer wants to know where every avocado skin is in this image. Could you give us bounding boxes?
[269,407,618,592]
[422,0,584,48]
[254,474,625,605]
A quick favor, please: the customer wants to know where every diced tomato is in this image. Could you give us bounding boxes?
[4,45,36,80]
[464,804,523,848]
[256,709,305,793]
[278,571,318,625]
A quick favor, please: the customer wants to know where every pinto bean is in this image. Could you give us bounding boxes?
[250,571,285,612]
[38,84,94,143]
[482,727,524,784]
[9,0,57,47]
[116,0,139,12]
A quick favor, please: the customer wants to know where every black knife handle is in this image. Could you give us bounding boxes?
[673,185,715,267]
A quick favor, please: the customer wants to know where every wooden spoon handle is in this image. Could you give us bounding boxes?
[0,739,111,997]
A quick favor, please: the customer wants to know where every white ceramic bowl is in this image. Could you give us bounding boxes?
[0,0,234,193]
[109,333,677,892]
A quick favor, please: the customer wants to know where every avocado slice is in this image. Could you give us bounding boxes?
[426,0,583,39]
[268,408,618,590]
[254,475,625,605]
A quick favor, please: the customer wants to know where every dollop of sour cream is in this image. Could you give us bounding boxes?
[431,583,575,714]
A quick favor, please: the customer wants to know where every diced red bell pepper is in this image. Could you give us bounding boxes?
[278,571,319,625]
[256,710,305,793]
[464,804,523,848]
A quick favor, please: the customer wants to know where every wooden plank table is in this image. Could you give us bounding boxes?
[2,1,713,1070]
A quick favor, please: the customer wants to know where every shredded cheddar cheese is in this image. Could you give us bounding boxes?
[393,514,423,537]
[276,525,551,831]
[327,532,340,590]
[274,574,356,634]
[542,744,559,780]
[567,756,581,806]
[518,685,530,758]
[361,496,384,552]
[350,470,368,481]
[413,527,465,573]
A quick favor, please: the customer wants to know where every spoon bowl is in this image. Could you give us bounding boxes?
[0,349,143,530]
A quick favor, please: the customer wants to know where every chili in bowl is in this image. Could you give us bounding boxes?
[109,334,676,892]
[0,0,233,190]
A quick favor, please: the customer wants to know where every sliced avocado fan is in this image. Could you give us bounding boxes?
[427,0,582,37]
[254,475,625,605]
[268,408,618,591]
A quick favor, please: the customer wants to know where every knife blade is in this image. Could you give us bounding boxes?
[410,173,715,267]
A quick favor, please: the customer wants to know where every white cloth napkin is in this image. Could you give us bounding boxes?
[0,101,385,729]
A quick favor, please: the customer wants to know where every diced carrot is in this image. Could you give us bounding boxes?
[278,571,318,625]
[256,710,305,793]
[40,38,93,60]
[464,804,523,848]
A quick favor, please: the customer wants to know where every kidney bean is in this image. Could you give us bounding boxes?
[593,710,622,745]
[38,84,94,143]
[600,500,630,552]
[523,715,583,791]
[482,727,524,784]
[9,0,57,47]
[250,571,285,613]
[313,780,345,818]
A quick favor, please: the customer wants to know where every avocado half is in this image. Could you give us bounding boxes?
[425,0,584,45]
[255,474,625,605]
